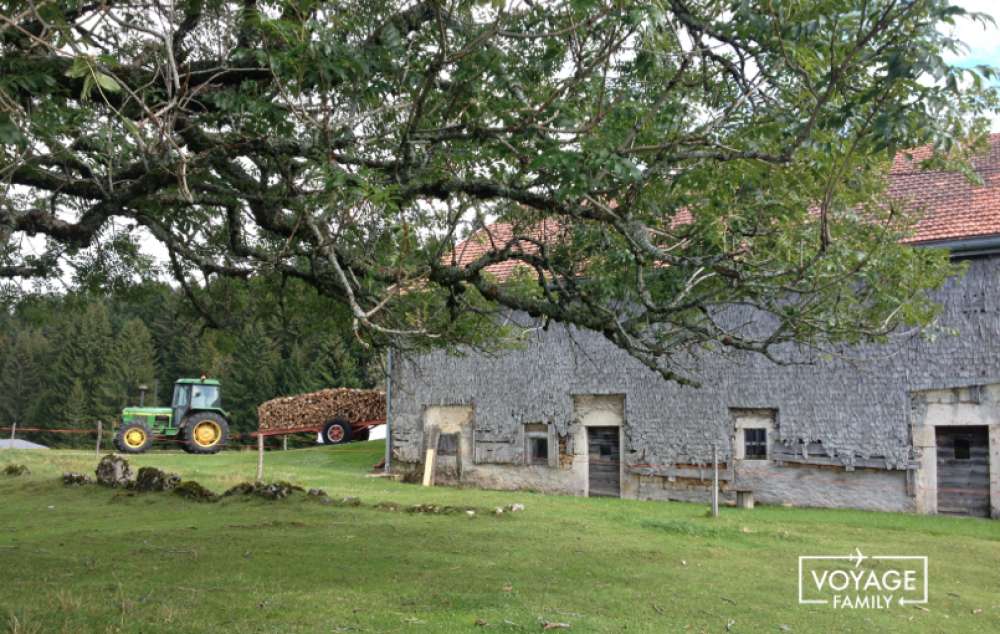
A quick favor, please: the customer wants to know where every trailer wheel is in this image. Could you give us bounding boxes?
[322,419,352,445]
[116,422,153,454]
[354,428,370,442]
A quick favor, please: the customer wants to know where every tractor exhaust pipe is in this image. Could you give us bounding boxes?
[138,384,148,407]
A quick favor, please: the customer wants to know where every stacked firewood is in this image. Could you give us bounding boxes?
[257,388,386,432]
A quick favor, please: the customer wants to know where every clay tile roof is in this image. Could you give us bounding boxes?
[451,134,1000,279]
[448,218,563,280]
[893,132,1000,244]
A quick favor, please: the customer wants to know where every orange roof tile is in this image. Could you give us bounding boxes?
[892,133,1000,244]
[447,218,563,280]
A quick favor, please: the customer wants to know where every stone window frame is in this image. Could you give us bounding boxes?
[523,422,556,468]
[731,409,777,462]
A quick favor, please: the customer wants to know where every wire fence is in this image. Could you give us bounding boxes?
[0,423,300,453]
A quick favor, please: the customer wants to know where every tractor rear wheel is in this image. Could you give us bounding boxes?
[322,419,352,445]
[182,412,229,454]
[116,421,153,454]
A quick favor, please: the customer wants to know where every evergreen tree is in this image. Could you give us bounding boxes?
[224,321,280,434]
[0,328,49,426]
[175,330,227,380]
[278,342,313,396]
[44,302,114,426]
[99,318,158,413]
[64,379,88,426]
[307,333,363,390]
[0,279,372,444]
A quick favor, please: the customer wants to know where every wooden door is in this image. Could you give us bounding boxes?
[588,427,620,497]
[936,426,990,517]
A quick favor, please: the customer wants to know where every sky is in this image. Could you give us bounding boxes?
[945,1,1000,77]
[942,1,1000,129]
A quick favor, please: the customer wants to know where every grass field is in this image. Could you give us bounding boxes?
[1,443,999,633]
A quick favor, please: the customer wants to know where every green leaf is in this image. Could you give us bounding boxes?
[81,75,94,101]
[93,72,121,93]
[65,57,90,79]
[0,112,25,146]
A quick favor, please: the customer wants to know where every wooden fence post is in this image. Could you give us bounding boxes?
[10,422,15,446]
[711,443,720,518]
[282,435,288,451]
[95,421,102,456]
[256,434,264,482]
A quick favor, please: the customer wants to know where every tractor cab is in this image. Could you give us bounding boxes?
[172,378,223,421]
[115,377,231,455]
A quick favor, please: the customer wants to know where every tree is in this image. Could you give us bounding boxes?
[225,321,281,433]
[64,379,88,426]
[43,302,114,424]
[99,318,158,413]
[0,328,49,426]
[1,1,997,385]
[306,334,364,391]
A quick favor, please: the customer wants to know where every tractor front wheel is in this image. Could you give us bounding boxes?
[322,419,352,445]
[116,422,153,454]
[182,413,229,454]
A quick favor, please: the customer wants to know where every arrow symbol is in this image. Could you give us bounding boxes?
[849,548,867,568]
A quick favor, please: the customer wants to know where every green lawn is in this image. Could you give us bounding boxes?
[1,444,998,633]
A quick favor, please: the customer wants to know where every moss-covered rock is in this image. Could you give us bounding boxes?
[223,482,257,497]
[134,467,181,492]
[173,480,218,502]
[255,481,304,500]
[222,481,305,500]
[62,472,91,485]
[95,454,133,487]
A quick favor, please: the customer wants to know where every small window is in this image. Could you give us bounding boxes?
[744,428,768,460]
[191,385,221,409]
[524,423,550,466]
[438,433,459,456]
[172,385,189,408]
[528,437,549,465]
[954,437,971,460]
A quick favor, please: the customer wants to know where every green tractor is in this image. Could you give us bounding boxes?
[114,377,231,454]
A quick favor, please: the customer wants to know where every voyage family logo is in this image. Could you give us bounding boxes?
[798,549,928,609]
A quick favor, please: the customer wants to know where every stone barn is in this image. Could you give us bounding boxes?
[388,138,1000,519]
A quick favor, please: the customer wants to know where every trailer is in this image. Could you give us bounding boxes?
[255,388,386,445]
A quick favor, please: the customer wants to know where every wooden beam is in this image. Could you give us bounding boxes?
[422,427,440,487]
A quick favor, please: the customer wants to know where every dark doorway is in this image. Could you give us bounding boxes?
[936,426,990,517]
[587,427,620,497]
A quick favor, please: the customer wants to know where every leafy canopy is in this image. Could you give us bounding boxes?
[0,0,996,384]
